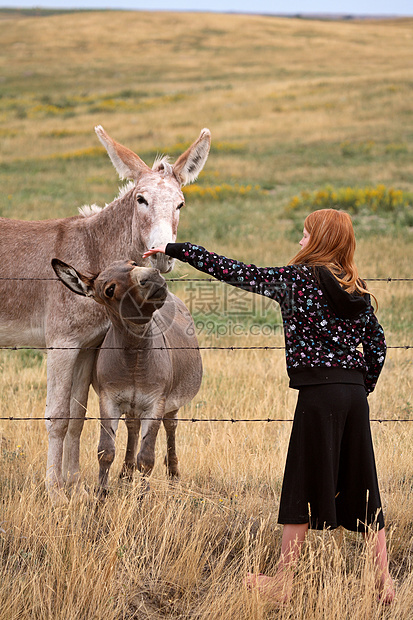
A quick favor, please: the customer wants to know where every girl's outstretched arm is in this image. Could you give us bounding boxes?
[144,242,292,309]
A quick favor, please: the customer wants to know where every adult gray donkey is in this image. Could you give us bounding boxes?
[0,126,211,504]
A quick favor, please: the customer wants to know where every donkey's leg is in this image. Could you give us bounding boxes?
[62,348,97,493]
[136,400,165,476]
[97,395,120,492]
[163,409,179,479]
[120,418,141,480]
[45,348,79,505]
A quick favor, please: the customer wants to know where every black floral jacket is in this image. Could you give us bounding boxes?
[166,242,386,393]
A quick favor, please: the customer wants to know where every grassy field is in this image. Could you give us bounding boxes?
[0,9,412,619]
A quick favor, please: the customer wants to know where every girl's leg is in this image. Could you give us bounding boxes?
[245,523,308,603]
[280,522,309,565]
[364,528,395,604]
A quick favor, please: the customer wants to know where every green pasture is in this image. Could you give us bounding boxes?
[1,10,412,237]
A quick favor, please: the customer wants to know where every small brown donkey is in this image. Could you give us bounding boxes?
[52,258,202,492]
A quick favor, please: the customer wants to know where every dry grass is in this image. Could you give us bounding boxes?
[0,328,412,619]
[0,8,412,619]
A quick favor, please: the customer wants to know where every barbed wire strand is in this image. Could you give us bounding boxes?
[0,415,411,423]
[0,345,411,351]
[171,278,412,283]
[0,277,412,282]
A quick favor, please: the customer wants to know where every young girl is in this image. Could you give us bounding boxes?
[142,208,395,604]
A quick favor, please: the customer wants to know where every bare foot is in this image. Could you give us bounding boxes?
[244,572,292,605]
[377,573,395,605]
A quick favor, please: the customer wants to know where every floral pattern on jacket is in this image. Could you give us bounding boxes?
[166,242,386,393]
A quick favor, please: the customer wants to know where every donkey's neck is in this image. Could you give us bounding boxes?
[103,316,160,354]
[81,194,144,271]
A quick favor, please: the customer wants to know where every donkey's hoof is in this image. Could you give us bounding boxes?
[136,477,150,503]
[167,472,180,483]
[47,486,70,507]
[164,456,180,479]
[69,484,90,504]
[119,463,136,482]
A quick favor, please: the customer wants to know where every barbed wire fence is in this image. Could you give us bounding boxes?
[0,275,411,425]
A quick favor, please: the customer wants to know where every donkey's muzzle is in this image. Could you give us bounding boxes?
[147,282,168,301]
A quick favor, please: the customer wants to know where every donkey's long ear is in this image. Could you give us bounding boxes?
[173,128,211,186]
[95,125,152,181]
[51,259,96,298]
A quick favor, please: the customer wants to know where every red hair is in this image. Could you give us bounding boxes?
[289,209,374,302]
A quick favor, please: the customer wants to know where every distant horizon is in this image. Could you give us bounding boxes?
[0,7,410,18]
[1,0,412,18]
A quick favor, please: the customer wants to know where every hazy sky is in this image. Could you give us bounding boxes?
[1,0,412,16]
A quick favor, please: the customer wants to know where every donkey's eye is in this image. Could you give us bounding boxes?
[177,202,185,210]
[137,195,148,206]
[105,284,115,298]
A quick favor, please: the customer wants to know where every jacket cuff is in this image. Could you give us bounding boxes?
[165,242,188,259]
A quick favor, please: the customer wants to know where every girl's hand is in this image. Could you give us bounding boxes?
[142,246,166,259]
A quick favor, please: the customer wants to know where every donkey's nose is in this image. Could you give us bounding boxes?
[131,266,162,288]
[141,269,161,285]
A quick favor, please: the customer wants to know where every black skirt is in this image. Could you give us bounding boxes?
[278,383,385,533]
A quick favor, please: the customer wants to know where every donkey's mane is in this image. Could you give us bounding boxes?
[152,154,173,176]
[78,181,136,217]
[78,203,102,217]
